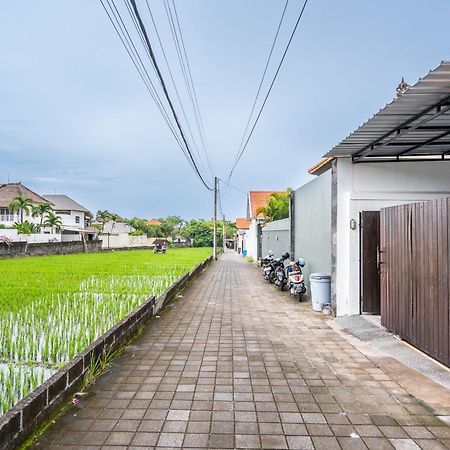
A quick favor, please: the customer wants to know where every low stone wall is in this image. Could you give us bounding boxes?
[0,256,212,450]
[0,240,102,257]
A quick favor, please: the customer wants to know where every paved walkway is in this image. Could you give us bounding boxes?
[35,252,450,450]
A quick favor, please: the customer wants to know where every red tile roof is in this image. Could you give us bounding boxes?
[148,219,162,226]
[249,191,283,219]
[236,218,251,229]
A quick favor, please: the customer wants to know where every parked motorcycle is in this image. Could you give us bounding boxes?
[287,258,306,301]
[261,251,274,267]
[273,252,291,289]
[264,252,289,284]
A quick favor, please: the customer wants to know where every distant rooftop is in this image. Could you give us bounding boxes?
[0,182,48,207]
[43,194,90,213]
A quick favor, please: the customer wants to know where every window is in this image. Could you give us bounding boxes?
[75,216,80,224]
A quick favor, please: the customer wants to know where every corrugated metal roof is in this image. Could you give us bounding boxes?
[325,61,450,161]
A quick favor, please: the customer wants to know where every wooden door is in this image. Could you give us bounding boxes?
[360,211,380,314]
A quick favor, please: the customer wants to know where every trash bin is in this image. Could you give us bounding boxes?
[309,273,331,312]
[242,249,247,257]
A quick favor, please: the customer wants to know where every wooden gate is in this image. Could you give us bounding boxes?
[360,211,380,314]
[380,198,450,367]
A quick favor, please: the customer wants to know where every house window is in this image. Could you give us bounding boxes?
[75,216,80,224]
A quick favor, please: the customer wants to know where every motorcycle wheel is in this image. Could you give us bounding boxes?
[297,292,303,302]
[279,283,284,291]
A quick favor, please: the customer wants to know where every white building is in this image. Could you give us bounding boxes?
[241,191,284,260]
[291,61,450,317]
[43,194,97,241]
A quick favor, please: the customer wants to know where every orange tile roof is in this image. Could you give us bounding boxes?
[308,157,334,175]
[148,219,162,226]
[249,191,283,219]
[236,218,251,229]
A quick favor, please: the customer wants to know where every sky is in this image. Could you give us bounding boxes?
[1,0,450,220]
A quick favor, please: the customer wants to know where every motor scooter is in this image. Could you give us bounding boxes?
[287,258,306,301]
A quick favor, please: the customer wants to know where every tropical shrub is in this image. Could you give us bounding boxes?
[12,221,39,235]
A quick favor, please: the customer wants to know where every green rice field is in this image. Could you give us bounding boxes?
[0,248,211,415]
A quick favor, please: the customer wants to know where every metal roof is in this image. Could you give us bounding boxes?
[43,194,90,213]
[325,61,450,162]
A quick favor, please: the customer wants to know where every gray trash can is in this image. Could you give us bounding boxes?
[309,273,331,312]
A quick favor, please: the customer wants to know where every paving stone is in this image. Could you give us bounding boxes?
[31,253,450,450]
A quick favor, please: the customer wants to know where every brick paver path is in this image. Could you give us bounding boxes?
[35,252,450,449]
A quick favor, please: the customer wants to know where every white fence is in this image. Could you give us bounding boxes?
[0,229,62,243]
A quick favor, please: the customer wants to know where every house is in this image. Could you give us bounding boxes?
[289,61,450,318]
[43,194,97,241]
[244,191,283,259]
[235,217,251,255]
[0,182,49,227]
[148,218,162,226]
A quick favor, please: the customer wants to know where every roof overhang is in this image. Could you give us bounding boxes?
[325,61,450,163]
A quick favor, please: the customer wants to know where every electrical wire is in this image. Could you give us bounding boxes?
[229,0,289,177]
[101,0,214,190]
[226,0,309,185]
[128,0,213,190]
[163,0,214,182]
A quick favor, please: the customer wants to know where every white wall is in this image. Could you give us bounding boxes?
[335,158,450,316]
[245,220,259,259]
[99,234,156,249]
[0,229,62,243]
[56,210,85,229]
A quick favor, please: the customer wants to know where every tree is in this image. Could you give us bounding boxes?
[9,196,34,223]
[32,202,53,229]
[95,210,111,234]
[161,216,184,239]
[44,211,62,233]
[256,189,291,223]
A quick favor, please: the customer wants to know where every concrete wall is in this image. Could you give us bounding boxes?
[335,158,450,316]
[0,240,102,257]
[0,229,62,243]
[261,218,289,259]
[245,220,260,260]
[293,170,332,294]
[99,234,156,249]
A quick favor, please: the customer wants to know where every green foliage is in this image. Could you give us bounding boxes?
[0,224,5,229]
[244,256,254,263]
[9,196,34,223]
[32,203,53,228]
[256,189,291,222]
[129,229,145,236]
[182,219,236,247]
[43,212,62,232]
[13,221,39,235]
[0,248,211,415]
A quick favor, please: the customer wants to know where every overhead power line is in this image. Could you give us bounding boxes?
[128,0,213,190]
[99,0,213,191]
[226,0,309,185]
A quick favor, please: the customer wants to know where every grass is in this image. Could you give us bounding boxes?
[0,247,211,415]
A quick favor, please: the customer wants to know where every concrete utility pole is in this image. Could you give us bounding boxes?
[213,177,218,260]
[222,214,226,253]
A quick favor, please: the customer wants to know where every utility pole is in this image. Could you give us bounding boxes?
[213,177,218,260]
[222,214,226,253]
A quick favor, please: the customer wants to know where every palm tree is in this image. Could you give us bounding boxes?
[95,210,111,234]
[44,211,62,233]
[9,196,34,223]
[32,202,53,229]
[256,190,291,223]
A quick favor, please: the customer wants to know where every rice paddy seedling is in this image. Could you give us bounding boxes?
[0,248,210,415]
